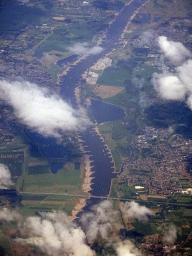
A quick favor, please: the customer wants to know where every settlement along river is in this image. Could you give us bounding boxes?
[58,0,148,213]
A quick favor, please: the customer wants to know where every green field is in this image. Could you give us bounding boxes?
[28,165,50,175]
[19,194,78,216]
[19,203,62,216]
[177,195,191,204]
[49,63,64,82]
[18,161,84,216]
[43,195,71,201]
[33,20,107,57]
[54,165,82,186]
[109,178,119,198]
[134,63,160,78]
[97,67,132,87]
[120,185,138,199]
[23,173,55,189]
[21,162,83,192]
[98,125,122,172]
[61,197,80,215]
[21,194,47,201]
[133,221,153,236]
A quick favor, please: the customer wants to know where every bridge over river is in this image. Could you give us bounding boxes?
[19,192,191,207]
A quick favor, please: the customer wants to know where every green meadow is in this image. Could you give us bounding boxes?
[19,161,84,216]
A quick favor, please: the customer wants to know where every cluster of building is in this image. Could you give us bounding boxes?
[117,12,192,199]
[0,60,52,87]
[119,126,192,197]
[83,57,112,85]
[139,233,179,255]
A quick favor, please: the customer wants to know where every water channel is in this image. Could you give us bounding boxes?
[58,0,148,213]
[26,0,148,214]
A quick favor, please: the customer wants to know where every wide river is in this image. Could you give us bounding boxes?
[58,0,148,213]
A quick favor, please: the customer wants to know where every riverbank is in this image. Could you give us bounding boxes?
[121,0,151,40]
[69,154,93,221]
[57,31,105,85]
[93,125,118,173]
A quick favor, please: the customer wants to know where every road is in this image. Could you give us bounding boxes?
[19,191,192,207]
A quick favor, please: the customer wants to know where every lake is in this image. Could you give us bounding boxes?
[56,54,79,67]
[89,98,126,124]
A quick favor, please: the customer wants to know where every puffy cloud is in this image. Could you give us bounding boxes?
[158,36,191,64]
[140,29,155,47]
[176,59,192,92]
[0,209,94,255]
[0,208,21,222]
[0,80,89,139]
[163,224,177,244]
[16,211,95,256]
[80,200,117,243]
[0,203,149,256]
[152,38,192,110]
[122,201,153,221]
[81,200,153,245]
[0,164,14,189]
[116,240,142,256]
[67,42,103,56]
[67,42,88,55]
[152,72,186,101]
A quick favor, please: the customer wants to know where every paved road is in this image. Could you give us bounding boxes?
[19,191,191,207]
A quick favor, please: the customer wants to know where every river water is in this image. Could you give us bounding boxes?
[58,0,148,213]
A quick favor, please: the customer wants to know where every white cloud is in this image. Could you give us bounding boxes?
[163,224,177,244]
[16,211,95,256]
[67,42,103,56]
[0,164,14,189]
[80,200,116,243]
[81,200,153,245]
[88,46,103,55]
[0,208,21,222]
[152,72,186,101]
[176,59,192,93]
[0,80,89,139]
[0,204,149,256]
[116,240,142,256]
[158,36,191,64]
[122,201,153,221]
[152,38,192,110]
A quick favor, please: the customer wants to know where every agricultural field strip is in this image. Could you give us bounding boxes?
[21,200,66,205]
[19,192,191,206]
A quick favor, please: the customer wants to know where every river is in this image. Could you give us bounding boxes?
[59,0,148,105]
[58,0,148,213]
